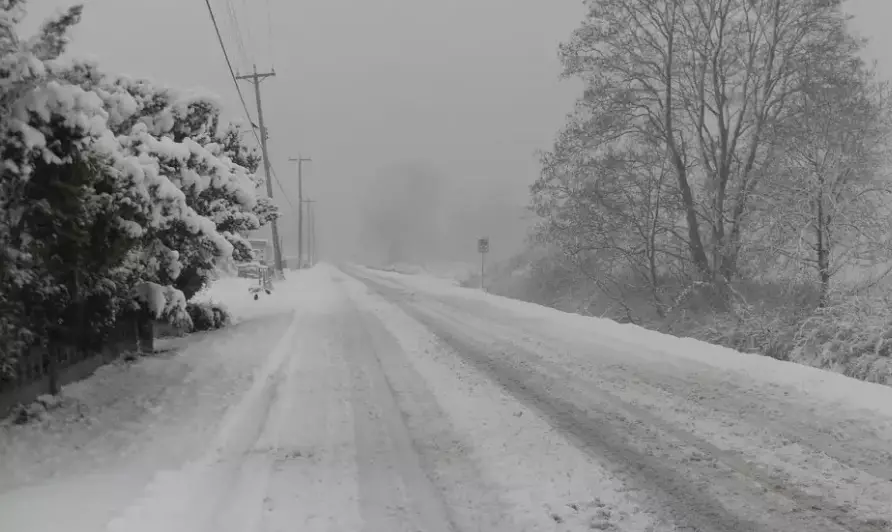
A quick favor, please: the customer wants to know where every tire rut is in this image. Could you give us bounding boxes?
[350,270,889,532]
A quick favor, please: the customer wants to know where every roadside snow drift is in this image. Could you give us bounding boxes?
[0,268,327,532]
[353,265,892,428]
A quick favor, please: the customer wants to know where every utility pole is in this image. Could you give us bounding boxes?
[236,65,283,274]
[288,155,312,267]
[310,201,317,265]
[303,199,317,265]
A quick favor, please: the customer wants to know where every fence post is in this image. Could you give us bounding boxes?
[136,306,154,354]
[47,345,59,395]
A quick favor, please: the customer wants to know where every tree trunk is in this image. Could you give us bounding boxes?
[663,27,711,279]
[47,345,59,396]
[673,161,712,278]
[136,306,155,354]
[816,194,831,307]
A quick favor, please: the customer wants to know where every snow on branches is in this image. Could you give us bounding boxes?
[0,1,275,369]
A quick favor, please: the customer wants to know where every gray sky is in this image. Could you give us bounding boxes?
[24,0,892,264]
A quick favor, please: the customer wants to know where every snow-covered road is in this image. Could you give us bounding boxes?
[3,263,892,531]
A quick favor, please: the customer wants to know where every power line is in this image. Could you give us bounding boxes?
[269,166,295,212]
[202,0,255,137]
[223,0,252,68]
[202,0,296,217]
[265,0,275,68]
[238,0,256,65]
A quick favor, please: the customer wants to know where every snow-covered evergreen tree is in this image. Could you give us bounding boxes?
[0,3,143,368]
[0,1,277,376]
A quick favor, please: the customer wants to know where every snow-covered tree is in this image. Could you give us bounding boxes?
[84,74,279,300]
[0,1,277,376]
[0,3,148,369]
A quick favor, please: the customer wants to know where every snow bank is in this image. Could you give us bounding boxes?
[367,262,476,286]
[0,310,296,531]
[356,266,892,422]
[0,267,334,532]
[104,265,341,532]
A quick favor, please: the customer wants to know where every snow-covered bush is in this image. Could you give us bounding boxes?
[74,71,281,301]
[790,295,892,385]
[692,307,800,361]
[0,1,275,376]
[0,4,142,371]
[186,301,231,332]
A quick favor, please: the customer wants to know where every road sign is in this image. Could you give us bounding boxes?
[478,237,489,254]
[478,237,489,291]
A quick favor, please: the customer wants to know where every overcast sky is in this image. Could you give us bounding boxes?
[24,0,892,263]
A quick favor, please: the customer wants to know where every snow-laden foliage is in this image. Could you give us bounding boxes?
[791,295,892,384]
[0,3,121,368]
[0,2,277,377]
[186,300,231,332]
[62,61,280,300]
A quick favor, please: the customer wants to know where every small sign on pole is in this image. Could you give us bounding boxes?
[477,237,489,291]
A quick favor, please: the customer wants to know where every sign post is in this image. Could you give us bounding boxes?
[477,237,489,291]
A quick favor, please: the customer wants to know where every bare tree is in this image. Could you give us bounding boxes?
[534,125,684,320]
[556,0,862,287]
[756,61,892,304]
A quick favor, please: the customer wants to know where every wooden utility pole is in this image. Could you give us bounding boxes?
[310,201,317,265]
[289,156,312,267]
[236,65,283,274]
[304,199,317,265]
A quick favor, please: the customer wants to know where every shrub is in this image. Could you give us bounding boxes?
[186,301,231,332]
[690,306,800,361]
[790,295,892,385]
[482,248,892,387]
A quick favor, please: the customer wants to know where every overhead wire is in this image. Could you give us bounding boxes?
[237,0,256,68]
[201,0,297,217]
[222,0,252,69]
[265,0,275,68]
[270,167,295,211]
[202,0,255,144]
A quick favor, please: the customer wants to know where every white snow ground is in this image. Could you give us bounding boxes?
[0,272,304,532]
[1,263,891,532]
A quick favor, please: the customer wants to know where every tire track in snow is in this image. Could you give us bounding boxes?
[342,297,457,532]
[257,271,456,532]
[105,309,301,532]
[344,293,514,532]
[204,313,311,532]
[351,268,881,532]
[340,269,671,532]
[437,291,892,486]
[258,309,363,532]
[410,287,892,529]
